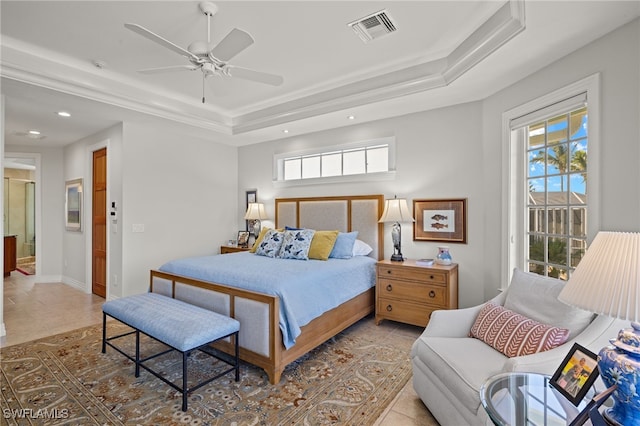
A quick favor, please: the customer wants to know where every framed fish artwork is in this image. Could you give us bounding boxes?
[413,198,467,243]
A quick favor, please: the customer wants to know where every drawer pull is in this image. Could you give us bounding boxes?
[386,284,393,292]
[386,269,392,274]
[429,290,436,298]
[430,275,435,280]
[386,304,393,312]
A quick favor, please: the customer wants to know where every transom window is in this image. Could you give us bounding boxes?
[274,137,394,183]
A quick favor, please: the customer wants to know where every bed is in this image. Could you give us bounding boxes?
[149,194,384,384]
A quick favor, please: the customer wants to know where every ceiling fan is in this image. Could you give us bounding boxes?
[125,1,283,103]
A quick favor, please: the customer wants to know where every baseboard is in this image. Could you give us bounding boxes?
[61,276,88,292]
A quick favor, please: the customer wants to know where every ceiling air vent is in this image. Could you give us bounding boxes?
[348,10,397,43]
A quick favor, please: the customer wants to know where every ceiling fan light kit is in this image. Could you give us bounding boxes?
[124,1,283,103]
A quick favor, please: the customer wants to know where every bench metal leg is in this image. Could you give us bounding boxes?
[135,330,141,378]
[182,351,188,411]
[102,312,107,353]
[235,332,240,382]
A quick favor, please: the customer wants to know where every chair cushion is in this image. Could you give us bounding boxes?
[470,302,570,357]
[504,268,594,338]
[411,335,508,414]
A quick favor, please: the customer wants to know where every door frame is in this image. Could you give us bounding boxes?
[3,152,42,277]
[85,140,110,298]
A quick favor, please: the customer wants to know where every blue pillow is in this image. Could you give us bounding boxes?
[285,226,303,231]
[329,231,358,259]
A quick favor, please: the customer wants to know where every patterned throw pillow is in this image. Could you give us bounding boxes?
[278,229,316,260]
[469,302,570,357]
[255,229,285,258]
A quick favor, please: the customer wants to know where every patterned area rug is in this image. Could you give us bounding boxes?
[1,317,415,425]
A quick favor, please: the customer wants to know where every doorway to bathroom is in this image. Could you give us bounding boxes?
[4,158,36,275]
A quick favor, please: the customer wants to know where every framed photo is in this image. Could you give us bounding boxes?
[237,231,250,248]
[550,343,599,406]
[65,178,83,232]
[246,190,257,231]
[413,198,467,243]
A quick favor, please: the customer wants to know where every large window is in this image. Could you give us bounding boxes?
[525,106,588,279]
[274,137,394,183]
[503,74,600,286]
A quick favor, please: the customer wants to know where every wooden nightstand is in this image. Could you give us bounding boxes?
[220,245,250,254]
[375,259,458,327]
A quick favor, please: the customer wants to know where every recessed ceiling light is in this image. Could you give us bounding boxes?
[283,129,289,133]
[57,111,71,117]
[28,130,40,135]
[348,115,355,120]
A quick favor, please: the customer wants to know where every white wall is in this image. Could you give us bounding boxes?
[120,122,238,296]
[63,123,123,294]
[482,17,640,300]
[238,101,486,308]
[238,18,640,308]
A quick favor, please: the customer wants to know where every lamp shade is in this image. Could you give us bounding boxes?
[244,203,268,220]
[558,231,640,322]
[378,198,415,223]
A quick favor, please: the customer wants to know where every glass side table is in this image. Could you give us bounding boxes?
[480,372,597,426]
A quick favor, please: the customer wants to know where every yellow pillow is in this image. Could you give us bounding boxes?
[308,230,340,260]
[249,228,283,253]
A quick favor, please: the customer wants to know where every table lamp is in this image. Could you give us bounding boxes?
[244,203,268,237]
[378,196,414,262]
[558,231,640,426]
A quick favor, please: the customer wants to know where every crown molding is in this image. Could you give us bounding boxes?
[0,0,524,136]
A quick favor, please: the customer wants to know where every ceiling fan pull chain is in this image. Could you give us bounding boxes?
[202,74,206,103]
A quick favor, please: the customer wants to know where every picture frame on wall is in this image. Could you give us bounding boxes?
[65,178,83,232]
[413,198,467,243]
[550,343,599,406]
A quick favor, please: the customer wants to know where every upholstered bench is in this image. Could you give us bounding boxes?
[102,292,240,411]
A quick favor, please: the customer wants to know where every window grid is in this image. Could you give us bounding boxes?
[282,144,389,181]
[525,107,587,280]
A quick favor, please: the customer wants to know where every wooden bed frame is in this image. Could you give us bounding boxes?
[150,194,384,384]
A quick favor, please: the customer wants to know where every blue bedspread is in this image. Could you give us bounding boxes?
[158,252,376,349]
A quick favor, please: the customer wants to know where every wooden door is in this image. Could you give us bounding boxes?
[92,148,107,298]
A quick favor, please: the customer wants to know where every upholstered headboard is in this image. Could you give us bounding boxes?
[275,195,385,260]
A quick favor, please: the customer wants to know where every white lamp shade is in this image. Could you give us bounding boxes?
[379,198,415,223]
[558,231,640,322]
[244,203,268,220]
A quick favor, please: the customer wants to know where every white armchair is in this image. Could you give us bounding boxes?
[410,268,626,426]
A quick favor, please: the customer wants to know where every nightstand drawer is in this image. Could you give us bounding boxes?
[377,266,447,284]
[376,297,435,327]
[377,279,446,306]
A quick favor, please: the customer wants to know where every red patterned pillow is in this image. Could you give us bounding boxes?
[469,303,570,357]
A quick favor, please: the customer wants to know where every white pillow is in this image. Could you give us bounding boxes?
[504,268,594,339]
[352,239,373,256]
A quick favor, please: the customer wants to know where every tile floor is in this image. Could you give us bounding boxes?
[1,272,438,425]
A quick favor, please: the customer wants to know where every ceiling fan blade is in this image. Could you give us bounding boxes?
[228,66,284,86]
[125,23,199,62]
[209,28,254,62]
[138,65,200,74]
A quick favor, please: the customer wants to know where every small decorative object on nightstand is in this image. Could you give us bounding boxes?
[375,259,458,327]
[220,245,250,254]
[436,246,452,265]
